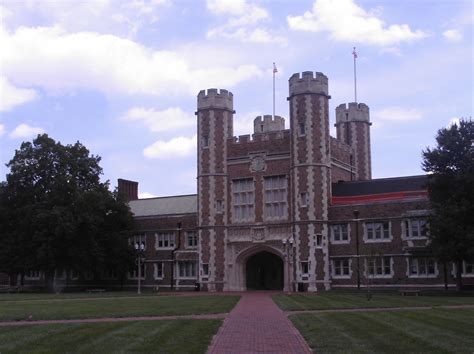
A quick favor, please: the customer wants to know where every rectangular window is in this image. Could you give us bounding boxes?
[156,232,176,249]
[264,176,287,220]
[25,270,41,280]
[333,258,350,278]
[366,256,392,277]
[128,262,145,279]
[103,269,117,279]
[301,261,309,275]
[463,261,474,275]
[216,200,224,214]
[232,178,254,222]
[316,234,322,248]
[178,261,197,278]
[408,257,437,277]
[404,219,428,238]
[202,135,209,148]
[331,224,349,243]
[154,263,164,279]
[365,222,390,241]
[202,263,209,277]
[300,192,308,207]
[70,270,79,280]
[186,231,198,248]
[298,122,306,136]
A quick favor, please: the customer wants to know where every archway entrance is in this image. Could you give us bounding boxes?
[246,251,283,290]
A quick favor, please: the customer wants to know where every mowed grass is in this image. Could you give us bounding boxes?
[290,308,474,353]
[273,292,474,311]
[0,319,221,354]
[0,294,240,321]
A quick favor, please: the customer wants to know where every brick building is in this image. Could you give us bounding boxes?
[7,71,472,291]
[120,71,472,292]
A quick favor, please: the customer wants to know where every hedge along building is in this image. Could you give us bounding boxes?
[117,71,473,292]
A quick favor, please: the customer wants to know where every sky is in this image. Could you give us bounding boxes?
[0,0,472,198]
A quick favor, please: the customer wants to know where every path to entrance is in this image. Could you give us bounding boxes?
[207,292,312,354]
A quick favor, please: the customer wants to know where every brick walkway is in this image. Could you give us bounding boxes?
[207,292,312,354]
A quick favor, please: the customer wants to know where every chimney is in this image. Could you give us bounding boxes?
[117,179,138,202]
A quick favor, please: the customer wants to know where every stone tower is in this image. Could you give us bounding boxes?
[196,89,233,291]
[288,71,331,291]
[335,102,372,180]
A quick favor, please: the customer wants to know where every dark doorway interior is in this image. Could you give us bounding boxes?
[246,251,283,290]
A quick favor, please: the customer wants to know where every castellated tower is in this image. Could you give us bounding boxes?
[196,89,233,291]
[289,71,331,291]
[335,102,372,180]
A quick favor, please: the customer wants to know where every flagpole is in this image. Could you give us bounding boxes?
[353,47,357,103]
[273,62,276,119]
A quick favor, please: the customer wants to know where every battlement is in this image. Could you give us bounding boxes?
[288,71,329,97]
[229,129,291,145]
[253,115,285,133]
[335,102,370,123]
[197,88,233,111]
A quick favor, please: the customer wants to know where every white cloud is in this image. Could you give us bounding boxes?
[0,24,262,98]
[206,0,286,45]
[143,135,196,158]
[0,124,5,137]
[122,107,194,132]
[447,117,460,127]
[9,123,44,139]
[138,192,158,199]
[0,76,37,111]
[372,107,423,122]
[287,0,426,46]
[443,29,462,42]
[233,111,261,136]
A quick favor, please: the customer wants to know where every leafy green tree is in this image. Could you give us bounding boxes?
[0,134,135,290]
[422,120,474,291]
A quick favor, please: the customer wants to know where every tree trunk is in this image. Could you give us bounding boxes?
[44,270,55,292]
[456,260,463,292]
[443,262,448,291]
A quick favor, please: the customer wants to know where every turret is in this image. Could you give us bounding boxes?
[335,102,372,180]
[196,88,233,292]
[288,71,332,291]
[253,115,285,133]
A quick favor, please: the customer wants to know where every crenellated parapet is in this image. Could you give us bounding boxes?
[197,88,234,111]
[288,71,329,97]
[253,115,285,133]
[335,102,370,123]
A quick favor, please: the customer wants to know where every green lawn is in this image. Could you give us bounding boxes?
[273,292,474,311]
[290,308,474,353]
[0,319,221,353]
[0,295,240,321]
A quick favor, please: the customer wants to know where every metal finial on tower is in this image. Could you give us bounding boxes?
[352,47,358,103]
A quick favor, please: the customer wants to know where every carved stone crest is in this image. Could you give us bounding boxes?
[250,155,266,172]
[252,228,265,242]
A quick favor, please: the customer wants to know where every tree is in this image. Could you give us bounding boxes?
[422,120,474,291]
[0,134,135,290]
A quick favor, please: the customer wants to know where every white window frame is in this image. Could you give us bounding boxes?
[263,175,288,221]
[365,256,393,278]
[155,232,176,250]
[185,231,198,249]
[402,219,429,240]
[363,221,392,243]
[154,262,164,280]
[332,258,352,279]
[232,178,255,223]
[300,261,309,276]
[331,223,350,244]
[177,261,197,279]
[406,257,438,278]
